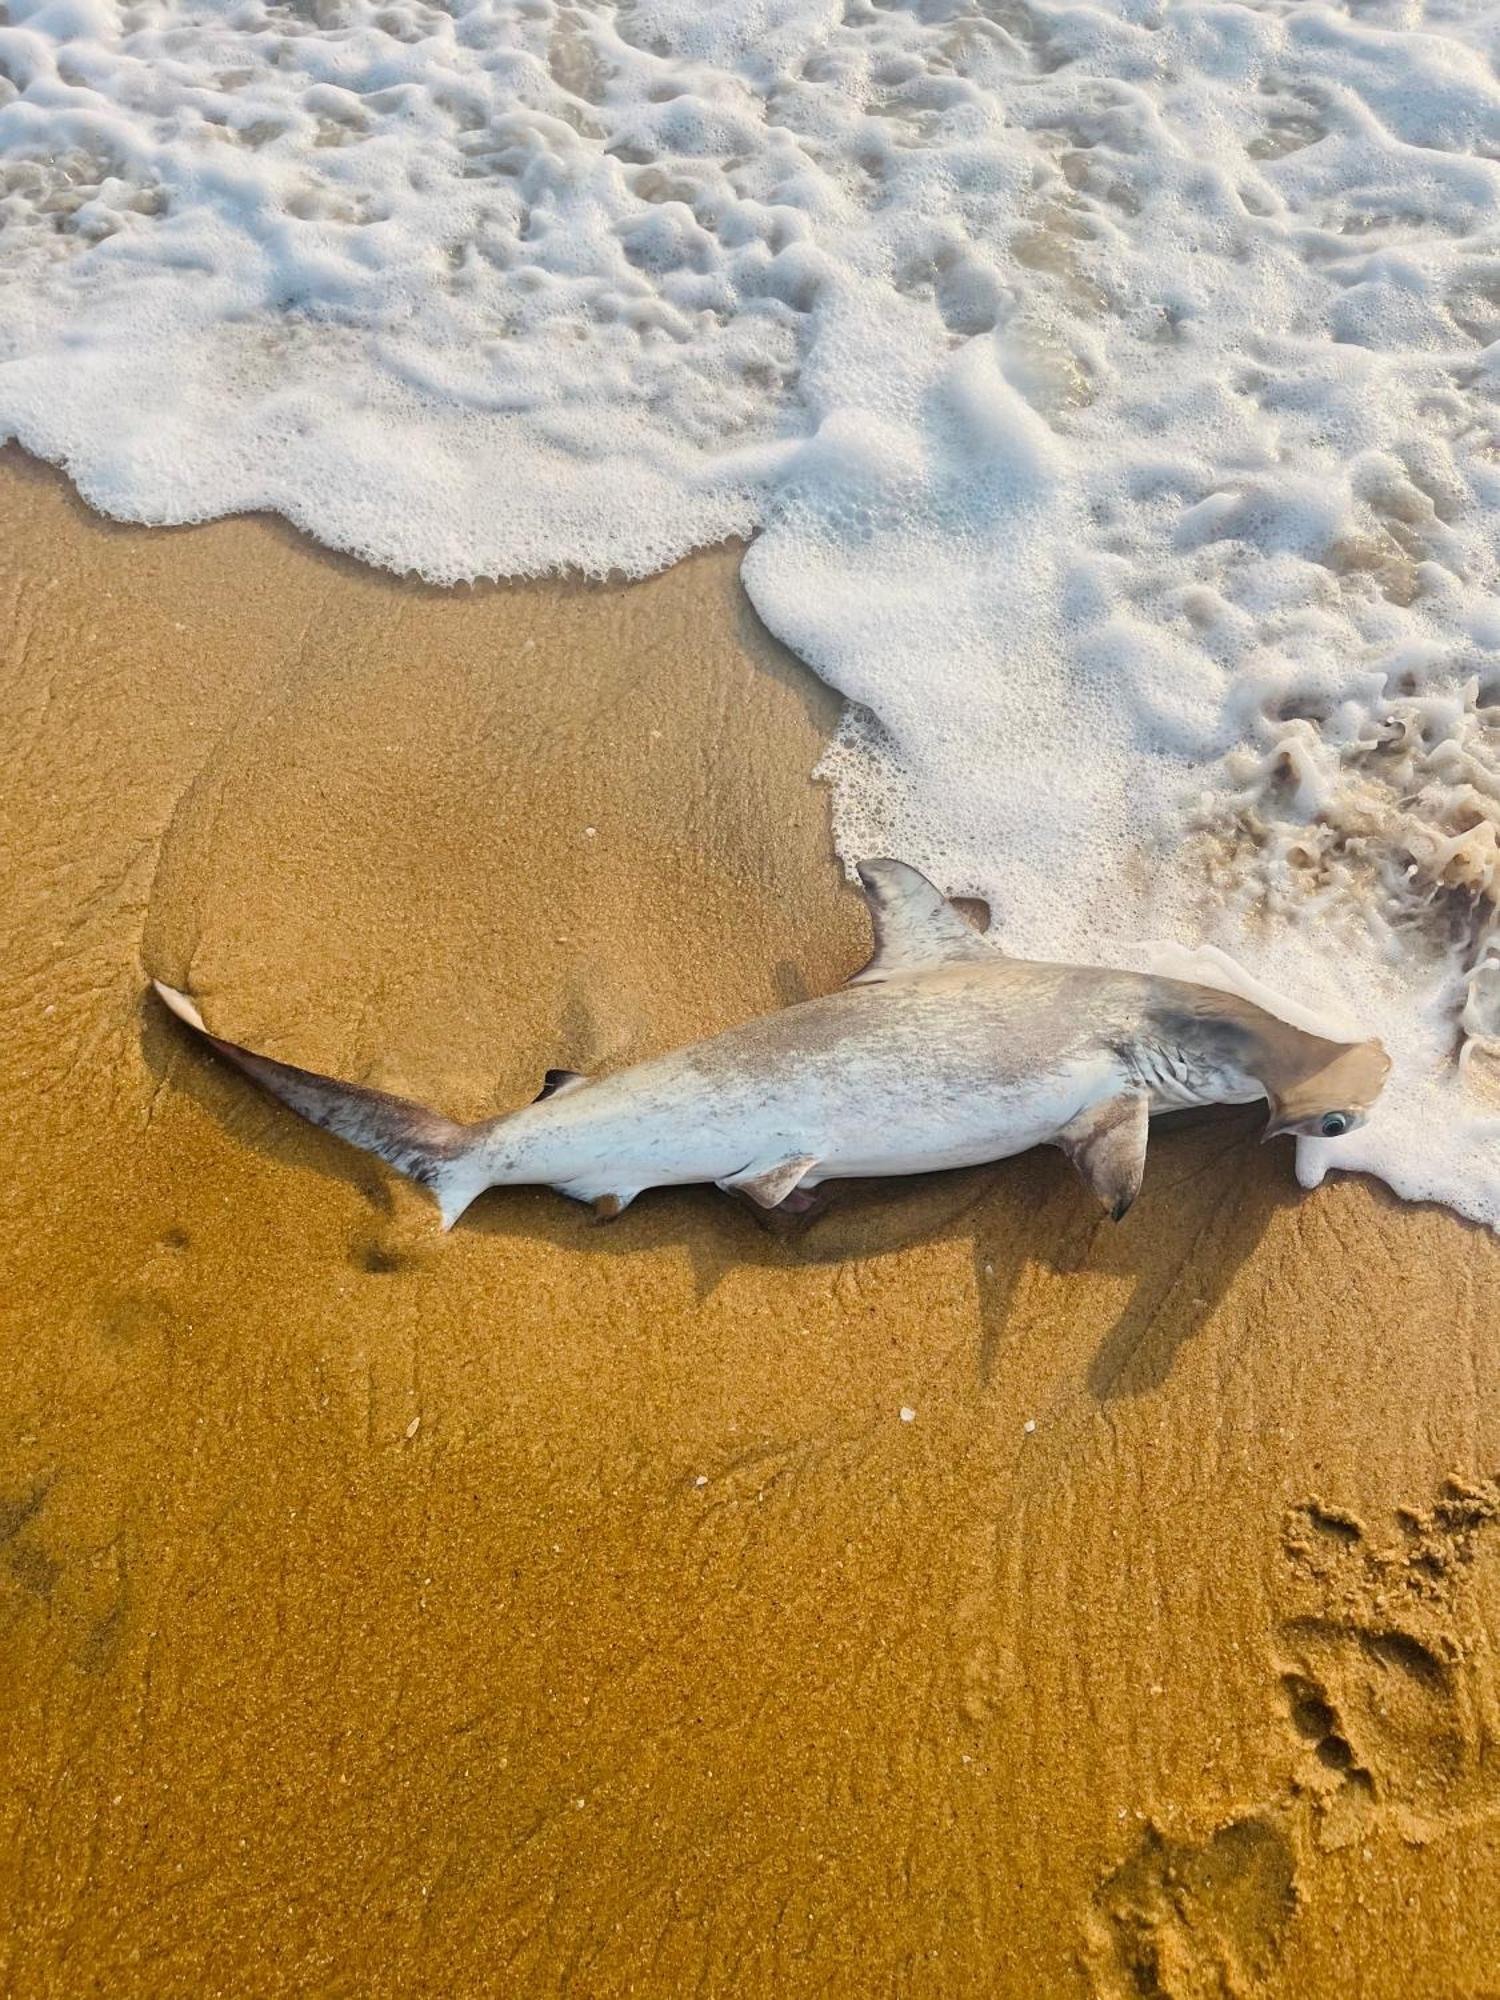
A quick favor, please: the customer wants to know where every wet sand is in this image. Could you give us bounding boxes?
[3,442,1500,1998]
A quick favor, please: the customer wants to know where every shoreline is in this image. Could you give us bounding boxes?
[3,444,1500,1998]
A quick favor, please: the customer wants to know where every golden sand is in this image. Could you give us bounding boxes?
[3,444,1500,1996]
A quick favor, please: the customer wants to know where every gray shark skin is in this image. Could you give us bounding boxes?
[151,860,1391,1230]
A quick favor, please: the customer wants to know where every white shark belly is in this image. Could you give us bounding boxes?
[793,1059,1121,1185]
[501,1040,1122,1200]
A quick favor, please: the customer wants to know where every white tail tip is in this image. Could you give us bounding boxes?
[152,978,208,1034]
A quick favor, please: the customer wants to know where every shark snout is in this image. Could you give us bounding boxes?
[1259,1035,1391,1143]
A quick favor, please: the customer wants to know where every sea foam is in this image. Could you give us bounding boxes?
[5,0,1500,1221]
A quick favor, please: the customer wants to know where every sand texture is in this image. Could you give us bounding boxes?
[4,445,1500,1997]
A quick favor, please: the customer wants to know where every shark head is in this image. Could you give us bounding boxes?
[1260,1036,1392,1143]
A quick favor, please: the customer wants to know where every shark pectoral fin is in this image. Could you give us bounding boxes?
[535,1069,589,1102]
[716,1153,819,1210]
[848,858,1002,986]
[1055,1092,1149,1221]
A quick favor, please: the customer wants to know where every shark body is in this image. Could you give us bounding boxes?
[151,860,1391,1229]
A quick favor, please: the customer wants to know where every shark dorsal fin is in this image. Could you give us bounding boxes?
[847,859,1000,987]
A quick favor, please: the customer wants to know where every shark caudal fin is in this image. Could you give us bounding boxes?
[151,981,490,1229]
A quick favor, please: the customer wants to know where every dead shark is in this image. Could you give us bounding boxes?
[150,859,1390,1230]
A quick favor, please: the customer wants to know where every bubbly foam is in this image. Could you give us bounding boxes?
[5,0,1500,1219]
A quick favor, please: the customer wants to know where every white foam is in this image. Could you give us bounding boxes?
[5,0,1500,1221]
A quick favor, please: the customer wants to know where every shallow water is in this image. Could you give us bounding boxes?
[4,0,1500,1217]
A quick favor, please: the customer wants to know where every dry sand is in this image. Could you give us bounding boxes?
[3,441,1500,1997]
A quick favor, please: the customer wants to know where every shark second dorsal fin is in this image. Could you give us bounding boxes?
[847,859,1000,987]
[534,1069,589,1102]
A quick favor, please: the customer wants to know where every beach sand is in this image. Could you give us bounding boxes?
[3,440,1500,1997]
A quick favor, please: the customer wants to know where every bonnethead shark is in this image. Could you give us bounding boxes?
[151,859,1390,1230]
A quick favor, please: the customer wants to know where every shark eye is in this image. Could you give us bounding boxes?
[1319,1111,1352,1137]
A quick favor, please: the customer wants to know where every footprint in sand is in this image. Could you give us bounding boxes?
[1083,1813,1297,2000]
[1083,1478,1500,1991]
[1276,1481,1500,1848]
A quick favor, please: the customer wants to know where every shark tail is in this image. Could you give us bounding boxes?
[152,981,493,1229]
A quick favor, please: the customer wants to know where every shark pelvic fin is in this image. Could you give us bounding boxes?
[847,858,1001,987]
[151,980,491,1231]
[535,1068,589,1101]
[716,1152,819,1209]
[1055,1091,1149,1221]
